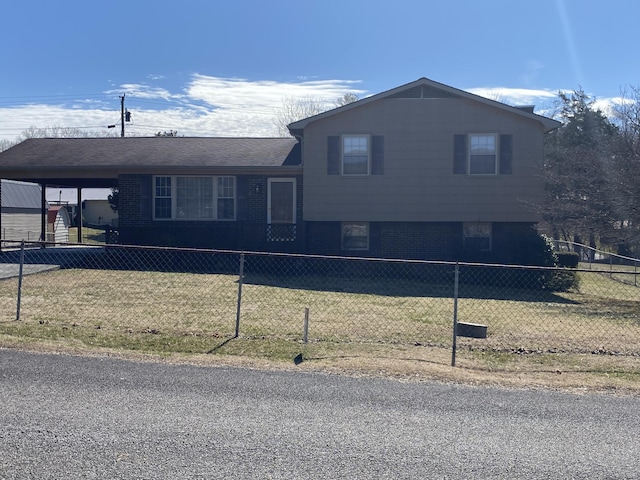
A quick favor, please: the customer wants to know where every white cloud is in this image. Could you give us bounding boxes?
[186,76,364,109]
[0,104,123,141]
[1,77,626,144]
[466,87,558,107]
[592,96,628,118]
[0,75,366,142]
[105,84,179,101]
[466,87,626,122]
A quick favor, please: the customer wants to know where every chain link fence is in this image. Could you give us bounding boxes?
[554,239,640,287]
[1,240,639,368]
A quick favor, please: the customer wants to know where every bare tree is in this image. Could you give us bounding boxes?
[274,94,360,136]
[610,85,640,251]
[0,125,118,152]
[17,125,98,140]
[334,92,360,107]
[274,97,330,136]
[0,138,15,153]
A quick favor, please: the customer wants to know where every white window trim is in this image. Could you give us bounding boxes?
[342,134,370,176]
[468,133,498,175]
[341,221,370,250]
[463,222,492,251]
[153,175,236,221]
[267,177,297,224]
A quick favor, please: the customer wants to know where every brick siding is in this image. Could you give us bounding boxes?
[306,221,536,262]
[117,174,305,252]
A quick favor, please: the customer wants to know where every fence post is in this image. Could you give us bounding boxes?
[303,307,309,343]
[235,253,245,338]
[610,254,613,278]
[451,262,459,367]
[16,240,25,321]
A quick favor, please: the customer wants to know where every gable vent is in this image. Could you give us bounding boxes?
[388,85,458,99]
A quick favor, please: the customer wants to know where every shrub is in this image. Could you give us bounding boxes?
[499,234,579,291]
[503,231,557,267]
[556,251,580,268]
[546,269,580,291]
[545,240,580,292]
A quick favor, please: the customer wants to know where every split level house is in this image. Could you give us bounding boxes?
[0,77,561,262]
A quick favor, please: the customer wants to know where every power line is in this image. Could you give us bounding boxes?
[0,92,112,99]
[0,125,115,132]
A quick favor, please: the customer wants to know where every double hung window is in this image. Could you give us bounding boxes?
[469,134,497,175]
[342,135,369,175]
[153,176,235,220]
[327,135,384,176]
[454,133,512,175]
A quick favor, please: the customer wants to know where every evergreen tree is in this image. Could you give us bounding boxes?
[541,89,620,250]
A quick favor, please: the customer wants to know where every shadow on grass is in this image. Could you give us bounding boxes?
[242,273,578,305]
[2,246,579,305]
[206,337,236,354]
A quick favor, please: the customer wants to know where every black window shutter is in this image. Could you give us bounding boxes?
[453,134,467,174]
[140,175,152,220]
[236,176,248,221]
[327,136,340,175]
[371,135,384,175]
[499,134,513,174]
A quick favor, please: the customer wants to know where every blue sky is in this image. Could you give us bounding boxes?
[1,0,638,143]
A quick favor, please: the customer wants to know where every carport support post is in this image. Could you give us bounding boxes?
[235,253,245,338]
[76,188,83,244]
[451,262,459,367]
[40,184,47,243]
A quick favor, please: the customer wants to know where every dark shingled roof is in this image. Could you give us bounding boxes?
[0,137,301,168]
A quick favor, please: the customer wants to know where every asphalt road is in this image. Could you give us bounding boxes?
[1,350,639,479]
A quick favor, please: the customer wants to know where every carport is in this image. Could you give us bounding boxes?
[0,138,120,244]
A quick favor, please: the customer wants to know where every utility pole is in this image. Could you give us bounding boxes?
[108,95,131,135]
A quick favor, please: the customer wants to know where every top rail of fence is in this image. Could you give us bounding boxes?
[552,239,640,265]
[3,239,640,277]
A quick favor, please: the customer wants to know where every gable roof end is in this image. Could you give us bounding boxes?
[287,77,561,135]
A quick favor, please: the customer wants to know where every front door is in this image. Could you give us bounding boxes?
[267,178,296,241]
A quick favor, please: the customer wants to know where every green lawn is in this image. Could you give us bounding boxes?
[67,226,109,244]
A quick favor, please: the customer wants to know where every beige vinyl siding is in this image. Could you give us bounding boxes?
[82,199,118,226]
[1,211,42,241]
[302,97,545,222]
